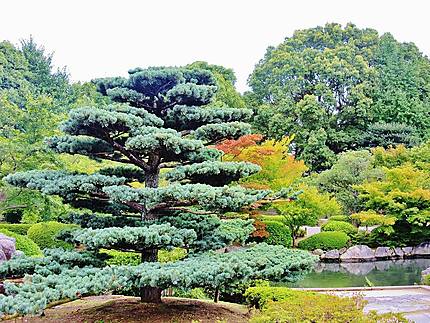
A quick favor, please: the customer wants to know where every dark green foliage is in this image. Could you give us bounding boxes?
[321,221,357,236]
[249,23,430,170]
[27,221,79,250]
[263,221,292,247]
[0,223,32,235]
[2,209,23,223]
[298,231,350,251]
[0,244,316,316]
[0,229,42,257]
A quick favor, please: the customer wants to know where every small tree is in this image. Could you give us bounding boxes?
[2,66,315,313]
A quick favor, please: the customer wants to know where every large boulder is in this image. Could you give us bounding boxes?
[321,249,340,261]
[402,247,414,257]
[375,247,395,259]
[0,233,17,262]
[340,245,375,262]
[413,242,430,257]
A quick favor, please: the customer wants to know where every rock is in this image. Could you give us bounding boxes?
[0,238,16,260]
[375,247,394,259]
[322,249,340,261]
[393,247,405,258]
[340,245,375,262]
[402,247,414,257]
[312,249,324,256]
[412,242,430,257]
[0,249,6,263]
[339,247,347,255]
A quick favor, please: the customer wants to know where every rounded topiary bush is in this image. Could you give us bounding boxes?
[263,221,292,247]
[27,221,78,250]
[328,215,350,222]
[298,231,349,251]
[0,224,33,235]
[321,221,357,236]
[0,229,42,257]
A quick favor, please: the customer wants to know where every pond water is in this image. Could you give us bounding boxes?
[284,258,430,288]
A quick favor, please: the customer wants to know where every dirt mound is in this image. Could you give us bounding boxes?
[5,295,250,322]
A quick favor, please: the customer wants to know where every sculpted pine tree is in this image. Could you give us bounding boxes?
[3,67,315,309]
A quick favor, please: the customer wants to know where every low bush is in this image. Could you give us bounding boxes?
[321,221,357,236]
[0,229,42,257]
[27,221,79,250]
[101,248,187,266]
[298,231,349,251]
[263,221,292,247]
[249,290,407,322]
[328,215,350,222]
[0,224,32,235]
[244,286,308,309]
[172,288,209,299]
[423,274,430,286]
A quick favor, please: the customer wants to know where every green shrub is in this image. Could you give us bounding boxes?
[0,224,32,235]
[423,274,430,285]
[101,249,141,266]
[321,221,357,236]
[328,215,350,222]
[27,221,79,250]
[298,231,349,251]
[244,286,308,309]
[0,229,42,257]
[172,288,209,299]
[249,290,407,323]
[263,221,292,247]
[101,247,187,266]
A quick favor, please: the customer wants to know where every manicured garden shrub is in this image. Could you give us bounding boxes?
[249,289,407,322]
[298,231,349,251]
[263,221,292,247]
[422,274,430,286]
[328,215,350,222]
[101,248,187,266]
[321,221,357,236]
[27,221,78,250]
[244,286,308,309]
[0,229,42,257]
[0,224,33,235]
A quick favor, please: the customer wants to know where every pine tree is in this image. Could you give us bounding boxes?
[3,66,315,310]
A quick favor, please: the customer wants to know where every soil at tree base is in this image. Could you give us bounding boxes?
[3,296,250,323]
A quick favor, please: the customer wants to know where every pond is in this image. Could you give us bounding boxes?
[284,258,430,288]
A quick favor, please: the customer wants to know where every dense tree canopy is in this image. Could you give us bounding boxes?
[248,23,430,170]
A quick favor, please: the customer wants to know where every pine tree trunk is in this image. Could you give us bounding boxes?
[140,166,162,303]
[140,249,162,303]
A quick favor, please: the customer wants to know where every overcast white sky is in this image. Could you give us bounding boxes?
[1,0,429,92]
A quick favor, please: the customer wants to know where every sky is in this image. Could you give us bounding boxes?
[1,0,429,93]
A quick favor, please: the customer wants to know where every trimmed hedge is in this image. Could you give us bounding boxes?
[328,215,350,222]
[263,221,292,247]
[321,221,357,236]
[244,286,308,309]
[101,248,187,266]
[298,231,349,251]
[0,224,32,235]
[27,221,79,250]
[0,229,42,257]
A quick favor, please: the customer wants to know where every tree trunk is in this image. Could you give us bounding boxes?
[214,287,220,303]
[140,165,162,302]
[140,249,162,303]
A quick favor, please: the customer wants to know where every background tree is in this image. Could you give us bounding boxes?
[248,23,430,170]
[4,66,315,307]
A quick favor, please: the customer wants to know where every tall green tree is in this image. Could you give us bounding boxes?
[248,23,430,170]
[4,66,315,308]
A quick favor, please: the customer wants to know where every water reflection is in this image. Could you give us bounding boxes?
[286,258,430,288]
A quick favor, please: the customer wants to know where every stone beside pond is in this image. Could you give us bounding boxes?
[315,242,430,262]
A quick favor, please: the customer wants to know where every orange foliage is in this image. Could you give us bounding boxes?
[216,134,264,157]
